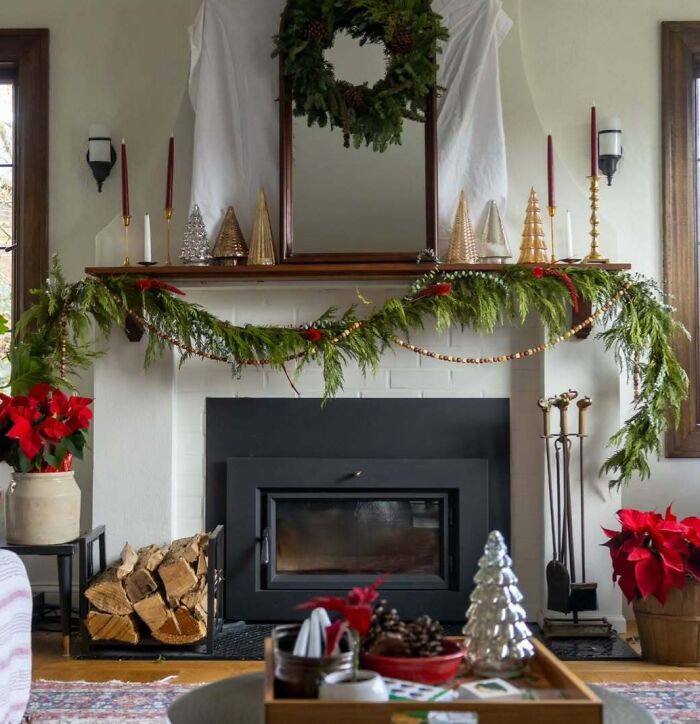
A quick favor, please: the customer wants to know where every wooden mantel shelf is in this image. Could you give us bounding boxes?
[85,262,631,282]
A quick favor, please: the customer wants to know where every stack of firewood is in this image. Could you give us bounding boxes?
[84,533,209,645]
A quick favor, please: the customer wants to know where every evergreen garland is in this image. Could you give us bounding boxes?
[273,0,449,151]
[9,259,688,491]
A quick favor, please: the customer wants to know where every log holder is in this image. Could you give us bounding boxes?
[78,525,225,658]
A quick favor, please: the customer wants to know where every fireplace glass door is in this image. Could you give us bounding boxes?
[264,492,450,589]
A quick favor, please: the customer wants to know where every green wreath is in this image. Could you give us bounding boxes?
[274,0,449,152]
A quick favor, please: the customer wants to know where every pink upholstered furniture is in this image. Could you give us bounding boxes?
[0,550,32,724]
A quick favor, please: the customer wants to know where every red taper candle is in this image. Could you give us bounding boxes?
[120,139,130,218]
[590,106,598,177]
[547,134,555,208]
[165,134,174,210]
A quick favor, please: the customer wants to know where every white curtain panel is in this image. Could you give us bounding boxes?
[189,0,511,251]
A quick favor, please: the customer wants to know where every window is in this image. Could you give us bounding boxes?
[0,73,15,377]
[662,23,700,455]
[0,30,49,377]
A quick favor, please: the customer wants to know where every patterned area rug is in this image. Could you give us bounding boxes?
[23,680,197,723]
[600,681,700,724]
[22,679,700,723]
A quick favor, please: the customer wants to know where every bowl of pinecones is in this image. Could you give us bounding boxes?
[361,599,465,684]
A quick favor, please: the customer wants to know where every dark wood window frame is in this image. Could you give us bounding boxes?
[0,29,49,320]
[663,22,700,456]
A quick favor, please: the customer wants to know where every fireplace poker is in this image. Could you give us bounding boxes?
[569,396,598,613]
[538,398,557,561]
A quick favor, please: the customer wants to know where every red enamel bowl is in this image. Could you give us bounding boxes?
[361,639,466,685]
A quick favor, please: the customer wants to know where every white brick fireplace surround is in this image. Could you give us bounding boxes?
[93,281,624,627]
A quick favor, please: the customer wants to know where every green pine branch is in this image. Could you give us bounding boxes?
[6,259,688,491]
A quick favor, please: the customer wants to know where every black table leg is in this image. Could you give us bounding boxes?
[57,554,72,656]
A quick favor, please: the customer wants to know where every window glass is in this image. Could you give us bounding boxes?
[0,81,13,383]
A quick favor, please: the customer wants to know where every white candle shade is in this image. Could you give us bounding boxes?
[144,213,152,262]
[88,124,112,164]
[599,116,622,157]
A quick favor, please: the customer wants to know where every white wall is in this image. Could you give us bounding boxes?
[506,0,700,518]
[1,0,197,502]
[0,0,197,588]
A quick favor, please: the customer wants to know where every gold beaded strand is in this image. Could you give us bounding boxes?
[100,281,631,372]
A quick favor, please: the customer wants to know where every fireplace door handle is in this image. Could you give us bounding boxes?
[261,528,271,566]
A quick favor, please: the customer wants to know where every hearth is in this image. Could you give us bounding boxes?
[205,398,510,622]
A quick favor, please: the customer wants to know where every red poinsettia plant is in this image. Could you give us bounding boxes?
[0,384,93,473]
[603,507,700,604]
[298,576,386,679]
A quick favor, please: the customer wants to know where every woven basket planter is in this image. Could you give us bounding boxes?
[633,578,700,666]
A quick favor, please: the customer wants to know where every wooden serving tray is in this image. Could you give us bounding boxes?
[264,638,602,724]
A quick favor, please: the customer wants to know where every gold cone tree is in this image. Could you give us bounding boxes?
[211,206,248,266]
[518,187,548,264]
[248,191,276,266]
[447,191,479,264]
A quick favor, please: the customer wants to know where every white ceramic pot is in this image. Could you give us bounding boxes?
[319,669,389,702]
[5,471,81,544]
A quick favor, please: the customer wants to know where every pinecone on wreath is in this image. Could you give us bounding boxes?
[387,26,415,55]
[406,615,444,657]
[306,18,326,42]
[343,85,367,114]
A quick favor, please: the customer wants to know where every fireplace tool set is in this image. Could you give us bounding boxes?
[538,391,613,639]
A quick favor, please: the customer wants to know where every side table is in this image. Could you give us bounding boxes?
[0,526,106,656]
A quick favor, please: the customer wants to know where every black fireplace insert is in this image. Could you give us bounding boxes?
[205,398,510,622]
[226,458,488,620]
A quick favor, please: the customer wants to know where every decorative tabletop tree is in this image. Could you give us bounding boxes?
[463,530,535,678]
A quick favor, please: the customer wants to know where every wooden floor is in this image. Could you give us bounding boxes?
[32,631,700,685]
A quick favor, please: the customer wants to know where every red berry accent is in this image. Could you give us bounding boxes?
[416,282,453,299]
[533,268,579,313]
[300,328,325,342]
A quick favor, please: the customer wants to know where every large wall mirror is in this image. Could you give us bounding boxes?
[280,34,438,263]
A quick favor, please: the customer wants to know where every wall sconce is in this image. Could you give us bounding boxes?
[87,124,116,192]
[598,116,623,186]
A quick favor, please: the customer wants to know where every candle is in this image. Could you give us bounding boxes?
[547,134,555,208]
[121,139,130,218]
[565,210,574,259]
[590,106,598,177]
[144,213,152,262]
[165,134,174,210]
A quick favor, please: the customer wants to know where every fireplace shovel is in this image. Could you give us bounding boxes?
[547,438,570,613]
[540,397,570,613]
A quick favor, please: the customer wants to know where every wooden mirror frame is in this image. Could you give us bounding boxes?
[279,57,439,264]
[662,22,700,456]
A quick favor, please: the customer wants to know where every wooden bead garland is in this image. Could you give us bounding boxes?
[102,281,632,373]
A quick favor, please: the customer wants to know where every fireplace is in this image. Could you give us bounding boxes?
[205,398,510,622]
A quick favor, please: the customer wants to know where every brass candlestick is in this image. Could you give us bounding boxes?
[164,208,173,266]
[548,206,557,263]
[122,215,131,267]
[582,175,609,263]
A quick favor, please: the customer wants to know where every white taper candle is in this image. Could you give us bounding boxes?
[144,213,152,262]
